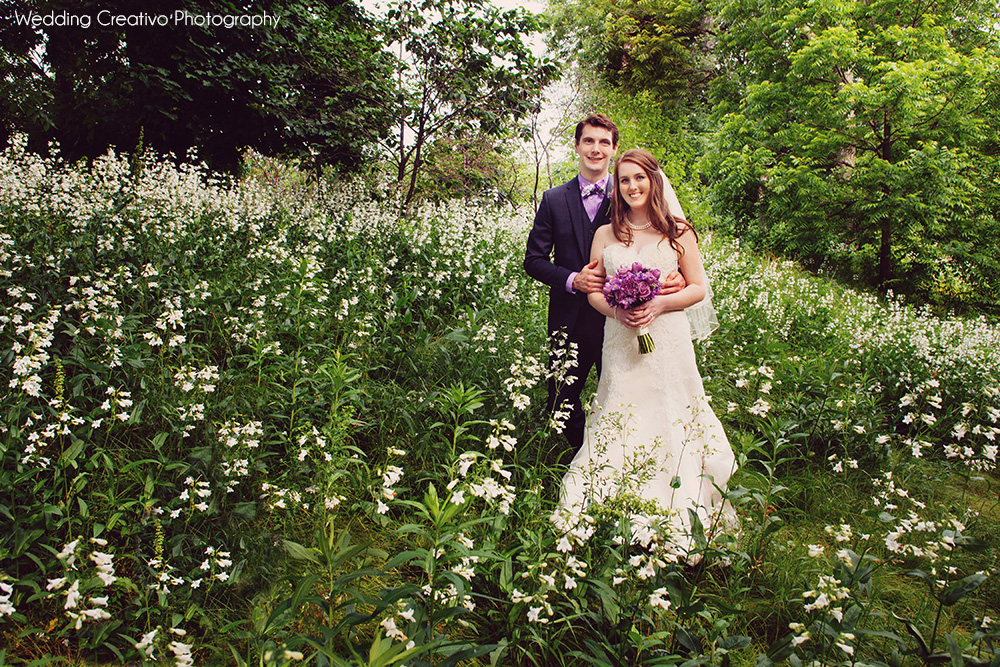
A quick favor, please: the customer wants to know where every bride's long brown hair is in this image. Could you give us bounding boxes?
[610,149,693,257]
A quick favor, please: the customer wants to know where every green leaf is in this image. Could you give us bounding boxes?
[941,573,987,606]
[59,439,86,468]
[424,484,441,522]
[687,508,708,551]
[232,502,257,522]
[282,540,320,564]
[946,634,965,667]
[893,613,930,656]
[906,569,936,593]
[14,529,44,557]
[676,627,703,654]
[719,636,752,651]
[954,535,988,552]
[151,431,169,452]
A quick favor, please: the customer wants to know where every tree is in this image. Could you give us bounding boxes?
[0,1,52,143]
[546,0,716,107]
[707,0,1000,310]
[382,0,557,209]
[413,131,522,204]
[0,0,395,172]
[525,71,585,210]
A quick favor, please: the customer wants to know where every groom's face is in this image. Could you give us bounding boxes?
[575,125,617,181]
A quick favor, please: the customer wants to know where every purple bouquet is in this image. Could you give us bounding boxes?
[603,262,661,354]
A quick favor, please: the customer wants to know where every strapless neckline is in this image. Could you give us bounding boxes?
[604,240,679,275]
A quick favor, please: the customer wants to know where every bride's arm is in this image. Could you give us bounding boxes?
[635,229,707,322]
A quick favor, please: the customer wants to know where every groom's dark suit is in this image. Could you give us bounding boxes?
[524,175,613,452]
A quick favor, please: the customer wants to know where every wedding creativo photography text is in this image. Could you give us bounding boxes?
[11,10,282,30]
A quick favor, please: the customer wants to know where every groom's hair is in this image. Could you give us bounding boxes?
[575,114,619,147]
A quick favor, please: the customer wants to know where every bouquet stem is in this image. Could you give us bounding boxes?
[637,326,655,354]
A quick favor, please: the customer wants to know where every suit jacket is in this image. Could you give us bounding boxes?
[524,175,613,338]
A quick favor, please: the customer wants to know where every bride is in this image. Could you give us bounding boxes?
[556,149,736,537]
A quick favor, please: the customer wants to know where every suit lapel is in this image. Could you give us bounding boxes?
[565,176,591,260]
[594,184,613,228]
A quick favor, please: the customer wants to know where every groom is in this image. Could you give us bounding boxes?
[524,114,684,452]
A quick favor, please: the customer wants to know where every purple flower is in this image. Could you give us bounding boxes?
[603,263,661,310]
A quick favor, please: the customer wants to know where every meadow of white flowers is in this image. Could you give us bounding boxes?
[0,138,996,664]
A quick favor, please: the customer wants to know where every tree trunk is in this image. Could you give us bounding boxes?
[403,115,427,211]
[878,214,892,289]
[401,84,430,212]
[836,68,857,179]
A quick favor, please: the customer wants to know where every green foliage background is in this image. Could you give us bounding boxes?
[548,0,1000,312]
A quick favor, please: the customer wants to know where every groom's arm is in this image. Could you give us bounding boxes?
[524,191,574,290]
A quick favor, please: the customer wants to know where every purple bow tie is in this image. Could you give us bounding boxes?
[582,184,605,199]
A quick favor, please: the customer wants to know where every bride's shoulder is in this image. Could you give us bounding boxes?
[674,218,694,236]
[674,220,700,246]
[590,224,620,262]
[592,223,618,248]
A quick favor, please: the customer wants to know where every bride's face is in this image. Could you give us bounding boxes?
[617,161,650,212]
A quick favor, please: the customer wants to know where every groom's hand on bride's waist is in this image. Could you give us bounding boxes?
[660,269,686,294]
[573,259,607,294]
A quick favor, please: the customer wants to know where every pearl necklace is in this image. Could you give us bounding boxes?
[626,218,652,231]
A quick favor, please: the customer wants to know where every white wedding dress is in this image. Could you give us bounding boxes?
[557,241,736,536]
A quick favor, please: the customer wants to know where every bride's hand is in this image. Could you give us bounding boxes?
[617,304,655,329]
[624,297,671,328]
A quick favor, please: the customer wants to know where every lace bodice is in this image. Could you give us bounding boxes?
[603,241,678,279]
